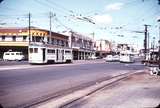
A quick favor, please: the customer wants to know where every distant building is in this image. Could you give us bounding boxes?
[62,31,95,60]
[117,44,130,52]
[95,39,112,57]
[116,43,139,54]
[0,27,69,59]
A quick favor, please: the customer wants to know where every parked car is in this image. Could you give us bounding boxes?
[112,55,120,61]
[88,55,97,60]
[104,55,113,62]
[3,51,25,61]
[104,55,119,62]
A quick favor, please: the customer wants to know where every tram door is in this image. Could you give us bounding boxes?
[56,49,58,61]
[62,50,64,61]
[42,48,46,62]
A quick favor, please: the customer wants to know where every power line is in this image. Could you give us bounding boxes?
[45,0,74,14]
[34,0,71,16]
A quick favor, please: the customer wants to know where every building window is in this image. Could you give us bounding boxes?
[23,36,27,41]
[47,37,50,43]
[51,38,54,44]
[66,41,69,47]
[59,40,62,46]
[2,36,5,41]
[35,36,41,42]
[32,36,36,42]
[57,40,59,45]
[54,39,57,45]
[61,40,64,46]
[12,36,16,41]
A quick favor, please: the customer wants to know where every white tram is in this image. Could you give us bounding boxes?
[28,43,73,64]
[119,51,135,63]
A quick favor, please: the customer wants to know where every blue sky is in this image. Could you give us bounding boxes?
[0,0,160,48]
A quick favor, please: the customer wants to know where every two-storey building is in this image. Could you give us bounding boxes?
[0,27,69,59]
[62,31,95,60]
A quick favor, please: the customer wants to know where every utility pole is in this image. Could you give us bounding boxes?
[70,30,73,48]
[153,37,155,53]
[147,32,150,54]
[157,19,160,69]
[144,24,151,60]
[49,12,53,44]
[28,12,31,44]
[91,32,95,56]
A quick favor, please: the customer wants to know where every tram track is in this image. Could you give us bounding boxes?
[14,71,144,108]
[10,75,112,108]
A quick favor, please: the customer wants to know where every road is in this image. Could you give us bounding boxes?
[0,60,28,66]
[0,60,145,108]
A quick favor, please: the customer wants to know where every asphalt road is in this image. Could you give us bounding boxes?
[0,60,28,66]
[0,60,145,108]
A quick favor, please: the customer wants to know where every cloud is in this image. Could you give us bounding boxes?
[105,2,124,11]
[93,14,112,24]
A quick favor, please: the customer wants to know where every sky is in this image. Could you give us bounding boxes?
[0,0,160,49]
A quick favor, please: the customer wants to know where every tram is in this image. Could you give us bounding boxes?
[28,43,73,64]
[119,51,135,63]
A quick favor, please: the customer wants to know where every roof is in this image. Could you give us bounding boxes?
[0,27,68,39]
[0,27,28,33]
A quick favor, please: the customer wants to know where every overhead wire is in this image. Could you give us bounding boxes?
[0,0,159,36]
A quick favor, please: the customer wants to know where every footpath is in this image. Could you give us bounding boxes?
[65,71,160,108]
